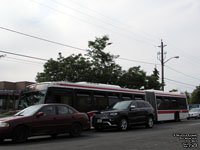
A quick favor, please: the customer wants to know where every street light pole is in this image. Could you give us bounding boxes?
[158,40,179,91]
[158,40,167,91]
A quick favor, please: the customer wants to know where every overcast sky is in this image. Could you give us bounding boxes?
[0,0,200,93]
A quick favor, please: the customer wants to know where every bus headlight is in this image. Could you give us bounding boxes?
[0,121,9,127]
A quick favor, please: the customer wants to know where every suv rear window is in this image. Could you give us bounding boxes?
[137,101,145,108]
[144,101,152,108]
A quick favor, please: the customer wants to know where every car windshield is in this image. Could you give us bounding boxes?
[190,108,200,112]
[15,105,43,116]
[112,101,132,110]
[18,90,46,109]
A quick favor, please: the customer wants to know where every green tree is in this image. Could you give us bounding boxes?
[86,35,122,84]
[36,53,92,82]
[119,66,146,89]
[190,86,200,104]
[36,35,162,90]
[145,68,162,90]
[185,91,192,104]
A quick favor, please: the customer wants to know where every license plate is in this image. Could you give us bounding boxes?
[97,119,102,123]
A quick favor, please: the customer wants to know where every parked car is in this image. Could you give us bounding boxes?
[93,100,155,131]
[0,104,90,143]
[187,108,200,120]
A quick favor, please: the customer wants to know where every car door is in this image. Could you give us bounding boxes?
[128,101,140,124]
[56,105,75,133]
[31,105,58,135]
[135,101,147,123]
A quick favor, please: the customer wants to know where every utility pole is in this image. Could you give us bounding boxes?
[158,39,167,91]
[157,40,179,91]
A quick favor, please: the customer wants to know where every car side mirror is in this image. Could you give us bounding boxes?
[130,105,136,110]
[36,112,44,118]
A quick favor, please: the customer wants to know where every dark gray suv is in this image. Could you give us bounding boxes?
[93,100,155,131]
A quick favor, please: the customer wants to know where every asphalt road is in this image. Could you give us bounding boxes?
[1,119,200,150]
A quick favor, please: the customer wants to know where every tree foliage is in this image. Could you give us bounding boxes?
[36,35,162,90]
[36,53,92,82]
[190,86,200,104]
[145,68,162,90]
[86,35,122,84]
[119,66,146,89]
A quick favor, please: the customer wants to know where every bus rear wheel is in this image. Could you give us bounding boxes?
[174,112,180,122]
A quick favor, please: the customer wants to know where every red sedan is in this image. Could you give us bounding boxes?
[0,104,90,143]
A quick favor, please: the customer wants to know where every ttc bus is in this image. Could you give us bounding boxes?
[18,82,188,122]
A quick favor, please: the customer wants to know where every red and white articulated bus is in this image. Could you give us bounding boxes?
[18,82,188,122]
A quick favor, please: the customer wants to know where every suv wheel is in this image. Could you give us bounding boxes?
[146,116,153,128]
[118,118,128,131]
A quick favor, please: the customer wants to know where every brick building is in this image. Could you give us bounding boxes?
[0,81,34,112]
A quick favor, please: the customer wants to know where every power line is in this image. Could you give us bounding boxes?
[0,50,48,61]
[5,56,44,65]
[165,65,200,81]
[165,78,196,87]
[49,0,158,44]
[0,26,87,52]
[0,50,199,90]
[0,26,160,66]
[67,0,160,41]
[119,57,159,66]
[166,80,195,90]
[1,26,200,88]
[32,0,157,46]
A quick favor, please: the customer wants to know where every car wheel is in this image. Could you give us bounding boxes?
[70,123,82,137]
[146,116,154,128]
[118,118,128,131]
[12,126,29,143]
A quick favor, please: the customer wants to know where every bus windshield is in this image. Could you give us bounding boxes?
[18,90,46,109]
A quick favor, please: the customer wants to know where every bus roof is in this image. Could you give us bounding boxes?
[145,89,186,98]
[32,81,146,95]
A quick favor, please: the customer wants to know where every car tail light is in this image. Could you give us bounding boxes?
[88,112,95,117]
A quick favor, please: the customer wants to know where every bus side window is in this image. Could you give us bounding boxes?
[157,97,171,110]
[134,94,145,100]
[108,96,120,107]
[53,95,73,106]
[156,97,162,110]
[171,98,178,110]
[45,88,73,106]
[163,97,170,110]
[178,98,187,109]
[121,94,133,101]
[76,94,92,112]
[94,95,107,110]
